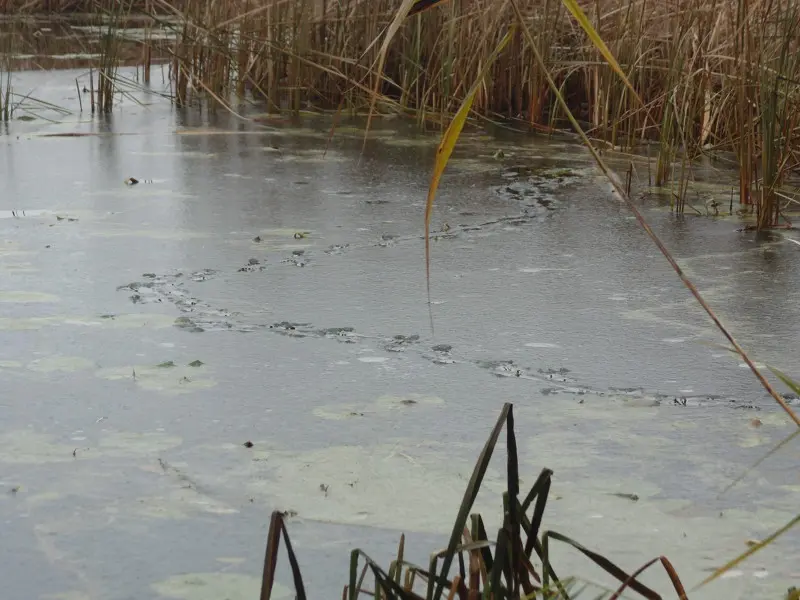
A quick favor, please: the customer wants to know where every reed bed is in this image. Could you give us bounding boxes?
[154,0,800,227]
[3,0,800,225]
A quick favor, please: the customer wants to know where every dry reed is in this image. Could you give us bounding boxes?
[3,0,800,227]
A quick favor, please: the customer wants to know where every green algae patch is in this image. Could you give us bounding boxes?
[27,356,95,373]
[244,442,507,534]
[0,261,38,273]
[0,313,176,331]
[90,314,177,329]
[132,489,237,520]
[95,364,217,395]
[0,317,59,331]
[41,593,91,600]
[89,228,209,241]
[0,431,77,464]
[152,573,291,600]
[0,430,182,465]
[312,393,445,420]
[0,291,60,303]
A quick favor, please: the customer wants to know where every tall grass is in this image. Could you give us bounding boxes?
[0,46,11,122]
[4,0,800,226]
[152,0,800,228]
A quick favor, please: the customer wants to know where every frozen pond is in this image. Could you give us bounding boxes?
[0,64,798,599]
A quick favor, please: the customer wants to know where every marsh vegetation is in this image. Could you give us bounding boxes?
[1,1,799,599]
[4,0,800,227]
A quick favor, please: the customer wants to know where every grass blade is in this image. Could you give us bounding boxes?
[260,511,307,600]
[542,531,660,600]
[260,511,282,600]
[429,403,511,600]
[505,405,521,598]
[769,366,800,396]
[609,556,687,600]
[522,469,553,556]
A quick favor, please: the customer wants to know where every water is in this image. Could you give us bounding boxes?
[1,57,799,599]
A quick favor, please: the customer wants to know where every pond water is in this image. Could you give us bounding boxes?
[1,56,799,600]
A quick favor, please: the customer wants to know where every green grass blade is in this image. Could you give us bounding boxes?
[429,403,511,600]
[542,531,660,600]
[769,366,800,396]
[506,404,521,597]
[489,527,511,599]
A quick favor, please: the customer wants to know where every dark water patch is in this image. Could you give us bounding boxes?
[383,334,420,353]
[174,316,205,333]
[269,321,311,337]
[282,250,310,267]
[190,269,217,282]
[118,274,247,333]
[325,244,349,255]
[237,258,264,273]
[315,327,359,343]
[537,367,575,383]
[476,359,517,377]
[423,344,457,365]
[114,272,758,412]
[377,234,399,247]
[268,322,358,343]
